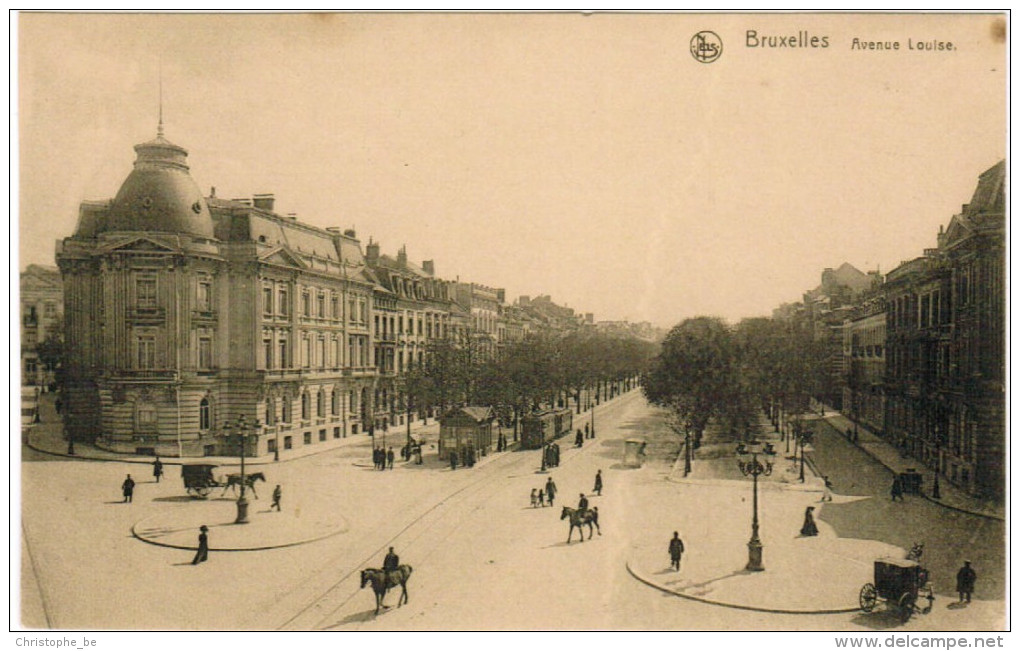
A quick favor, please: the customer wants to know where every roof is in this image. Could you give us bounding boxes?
[441,406,494,423]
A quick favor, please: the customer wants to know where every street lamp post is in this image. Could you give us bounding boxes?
[737,440,775,572]
[683,428,692,477]
[225,414,258,524]
[798,429,813,483]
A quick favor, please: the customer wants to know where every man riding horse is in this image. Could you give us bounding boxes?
[361,547,413,615]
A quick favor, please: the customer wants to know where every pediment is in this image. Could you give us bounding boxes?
[941,216,974,248]
[259,247,306,270]
[103,236,179,254]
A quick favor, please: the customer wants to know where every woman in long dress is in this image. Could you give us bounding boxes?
[800,506,819,537]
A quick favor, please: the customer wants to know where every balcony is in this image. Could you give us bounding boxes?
[127,306,166,324]
[111,369,177,382]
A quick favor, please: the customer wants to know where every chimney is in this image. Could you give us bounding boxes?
[422,260,435,275]
[365,238,380,263]
[253,193,275,212]
[397,245,407,266]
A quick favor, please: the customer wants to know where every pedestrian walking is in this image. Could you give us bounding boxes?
[585,423,590,438]
[668,531,685,571]
[153,457,163,483]
[956,561,976,603]
[449,450,458,470]
[271,484,282,511]
[66,438,75,455]
[537,487,545,507]
[387,447,395,470]
[191,525,209,565]
[373,447,380,470]
[553,443,560,466]
[415,446,423,465]
[545,477,557,506]
[820,476,833,502]
[593,469,603,496]
[121,474,135,503]
[530,488,539,507]
[891,476,905,502]
[800,506,819,536]
[575,429,584,448]
[578,493,589,512]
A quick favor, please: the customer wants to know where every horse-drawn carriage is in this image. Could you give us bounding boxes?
[859,557,934,622]
[181,464,266,499]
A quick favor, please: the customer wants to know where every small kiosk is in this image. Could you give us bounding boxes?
[439,406,495,462]
[623,438,647,468]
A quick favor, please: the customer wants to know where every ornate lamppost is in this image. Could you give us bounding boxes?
[223,414,259,524]
[736,439,776,572]
[798,428,813,483]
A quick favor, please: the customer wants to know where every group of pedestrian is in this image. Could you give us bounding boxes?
[543,443,560,468]
[373,447,395,470]
[530,476,558,507]
[496,433,508,452]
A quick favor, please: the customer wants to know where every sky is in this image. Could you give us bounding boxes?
[16,13,1006,328]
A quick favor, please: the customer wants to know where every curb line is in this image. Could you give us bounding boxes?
[625,560,860,615]
[130,521,348,552]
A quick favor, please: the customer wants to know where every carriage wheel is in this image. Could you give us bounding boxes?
[898,593,915,622]
[859,584,877,612]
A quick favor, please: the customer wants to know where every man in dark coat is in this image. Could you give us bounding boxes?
[271,485,282,512]
[387,447,395,470]
[575,429,584,448]
[594,470,603,496]
[191,525,209,565]
[578,493,589,512]
[553,443,560,466]
[669,531,685,571]
[153,457,163,483]
[450,450,458,470]
[121,474,135,503]
[383,547,400,572]
[891,476,904,501]
[545,477,557,506]
[956,561,976,603]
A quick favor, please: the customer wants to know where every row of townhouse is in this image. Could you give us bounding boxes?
[52,125,611,458]
[778,161,1004,500]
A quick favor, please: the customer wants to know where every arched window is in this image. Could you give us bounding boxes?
[199,397,211,431]
[317,389,325,418]
[282,398,291,423]
[332,388,340,415]
[301,392,310,420]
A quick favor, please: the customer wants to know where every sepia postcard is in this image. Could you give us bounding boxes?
[13,11,1008,642]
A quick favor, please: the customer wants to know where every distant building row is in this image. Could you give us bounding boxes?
[772,160,1005,500]
[46,126,653,457]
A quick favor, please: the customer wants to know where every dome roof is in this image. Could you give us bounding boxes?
[99,134,214,238]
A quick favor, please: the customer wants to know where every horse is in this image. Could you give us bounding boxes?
[360,565,413,615]
[560,506,600,543]
[221,472,266,498]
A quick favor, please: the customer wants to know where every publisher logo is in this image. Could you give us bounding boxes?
[691,31,723,63]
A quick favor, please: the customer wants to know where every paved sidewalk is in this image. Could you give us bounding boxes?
[816,409,1003,521]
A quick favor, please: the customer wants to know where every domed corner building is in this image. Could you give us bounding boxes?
[56,127,380,457]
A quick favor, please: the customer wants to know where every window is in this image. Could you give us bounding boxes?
[279,340,288,368]
[267,439,277,453]
[25,358,37,375]
[263,339,273,369]
[319,429,326,442]
[349,298,357,322]
[265,398,275,425]
[349,390,357,414]
[317,389,325,417]
[282,399,291,423]
[332,388,340,415]
[317,293,325,318]
[198,337,213,369]
[303,337,311,368]
[137,335,156,369]
[137,277,157,308]
[318,338,326,369]
[284,436,292,450]
[137,403,157,427]
[334,426,341,439]
[44,302,57,318]
[301,393,310,420]
[302,291,310,317]
[263,286,273,315]
[304,432,312,445]
[198,281,212,311]
[199,398,211,430]
[331,295,339,319]
[333,338,341,368]
[279,287,289,316]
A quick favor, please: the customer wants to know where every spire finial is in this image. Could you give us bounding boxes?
[157,63,164,138]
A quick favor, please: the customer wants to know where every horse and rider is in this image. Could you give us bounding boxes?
[220,471,267,498]
[561,493,600,543]
[361,547,413,615]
